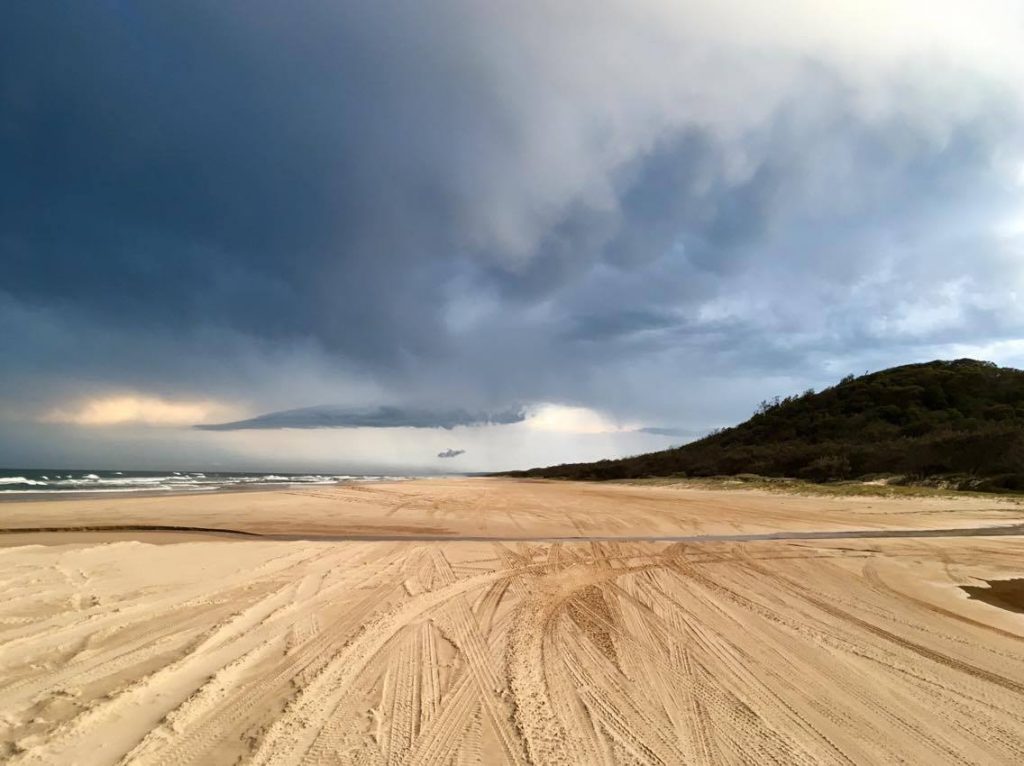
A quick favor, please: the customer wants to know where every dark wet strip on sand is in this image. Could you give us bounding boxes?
[2,522,1024,544]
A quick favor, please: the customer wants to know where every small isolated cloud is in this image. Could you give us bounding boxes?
[437,448,465,459]
[44,395,232,427]
[197,405,525,431]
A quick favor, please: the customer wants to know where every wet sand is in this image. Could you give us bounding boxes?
[2,478,1024,764]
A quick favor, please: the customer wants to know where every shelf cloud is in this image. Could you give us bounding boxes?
[197,406,525,431]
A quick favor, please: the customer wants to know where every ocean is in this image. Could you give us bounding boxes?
[0,468,406,494]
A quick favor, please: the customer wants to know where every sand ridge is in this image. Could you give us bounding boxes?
[1,479,1024,764]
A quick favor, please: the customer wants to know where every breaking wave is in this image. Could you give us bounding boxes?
[0,470,408,494]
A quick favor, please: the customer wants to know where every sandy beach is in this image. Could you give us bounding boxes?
[3,478,1024,764]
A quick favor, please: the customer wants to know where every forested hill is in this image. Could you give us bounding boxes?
[506,359,1024,491]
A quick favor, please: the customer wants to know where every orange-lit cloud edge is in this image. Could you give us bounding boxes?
[42,395,238,427]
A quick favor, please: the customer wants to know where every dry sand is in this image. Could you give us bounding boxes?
[2,478,1024,764]
[3,477,1022,539]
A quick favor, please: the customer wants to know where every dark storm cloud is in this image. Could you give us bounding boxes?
[2,0,1023,453]
[437,449,465,459]
[1,3,461,363]
[197,406,524,431]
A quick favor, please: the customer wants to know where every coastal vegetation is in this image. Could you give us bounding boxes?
[507,359,1024,493]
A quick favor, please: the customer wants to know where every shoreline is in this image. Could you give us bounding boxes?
[0,476,417,502]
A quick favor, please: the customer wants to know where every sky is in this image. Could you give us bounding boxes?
[2,1,1024,472]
